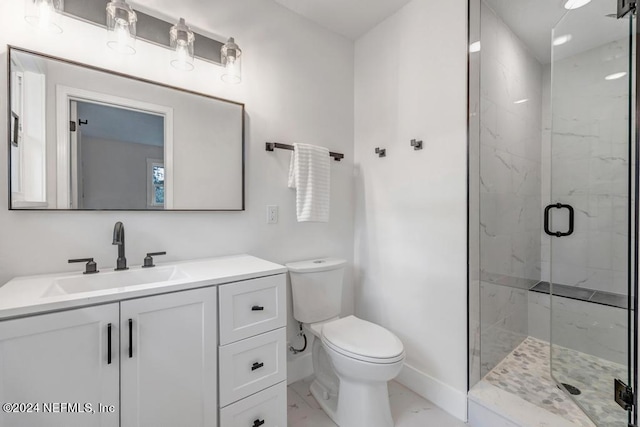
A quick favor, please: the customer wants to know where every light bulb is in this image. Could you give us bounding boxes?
[106,0,137,55]
[38,0,52,28]
[169,18,195,71]
[221,37,242,84]
[25,0,63,33]
[222,58,241,84]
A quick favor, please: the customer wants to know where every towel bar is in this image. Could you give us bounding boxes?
[265,142,344,161]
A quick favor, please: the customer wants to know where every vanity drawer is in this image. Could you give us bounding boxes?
[219,274,285,345]
[219,327,286,407]
[219,381,286,427]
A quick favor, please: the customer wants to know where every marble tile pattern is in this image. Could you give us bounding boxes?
[484,336,627,427]
[479,3,542,285]
[287,378,468,427]
[541,38,630,296]
[476,1,543,378]
[528,291,627,365]
[479,281,528,377]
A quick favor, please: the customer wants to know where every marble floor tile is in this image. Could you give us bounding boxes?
[287,379,467,427]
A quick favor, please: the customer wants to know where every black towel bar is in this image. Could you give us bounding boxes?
[265,142,344,161]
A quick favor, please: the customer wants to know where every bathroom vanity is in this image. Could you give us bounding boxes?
[0,255,287,427]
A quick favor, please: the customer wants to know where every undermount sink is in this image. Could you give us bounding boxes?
[43,266,189,297]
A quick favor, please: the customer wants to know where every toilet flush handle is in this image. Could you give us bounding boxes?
[253,420,265,427]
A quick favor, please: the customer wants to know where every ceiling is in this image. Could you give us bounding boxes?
[130,0,412,41]
[484,0,628,64]
[271,0,412,40]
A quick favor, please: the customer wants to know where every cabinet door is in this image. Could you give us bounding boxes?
[0,304,119,427]
[121,287,217,427]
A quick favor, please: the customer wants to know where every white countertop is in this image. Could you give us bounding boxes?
[0,254,287,320]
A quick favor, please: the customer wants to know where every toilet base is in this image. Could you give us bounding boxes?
[310,378,339,424]
[310,376,394,427]
[336,378,394,427]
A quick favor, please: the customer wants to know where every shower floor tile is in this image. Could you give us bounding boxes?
[484,336,626,427]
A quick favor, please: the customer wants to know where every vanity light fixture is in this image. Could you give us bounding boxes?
[170,18,195,71]
[563,0,591,10]
[221,37,242,84]
[24,0,63,33]
[106,0,137,55]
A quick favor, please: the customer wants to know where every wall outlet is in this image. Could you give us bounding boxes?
[267,205,278,224]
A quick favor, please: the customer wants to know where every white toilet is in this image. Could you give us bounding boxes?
[286,258,405,427]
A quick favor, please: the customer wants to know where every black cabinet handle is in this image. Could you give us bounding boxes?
[107,323,112,365]
[128,319,133,358]
[251,362,264,371]
[253,419,265,427]
[252,305,264,311]
[544,203,574,237]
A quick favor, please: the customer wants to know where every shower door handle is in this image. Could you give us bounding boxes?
[544,203,574,237]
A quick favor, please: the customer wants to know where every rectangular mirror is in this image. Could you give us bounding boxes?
[8,47,244,211]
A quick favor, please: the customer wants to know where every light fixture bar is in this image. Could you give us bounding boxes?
[63,0,223,64]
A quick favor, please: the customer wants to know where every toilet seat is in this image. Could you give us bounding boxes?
[321,316,405,364]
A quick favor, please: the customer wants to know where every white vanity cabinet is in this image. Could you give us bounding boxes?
[0,304,120,427]
[0,255,288,427]
[0,287,217,427]
[120,287,217,427]
[218,274,287,426]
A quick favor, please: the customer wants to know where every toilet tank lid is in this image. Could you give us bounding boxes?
[286,258,346,273]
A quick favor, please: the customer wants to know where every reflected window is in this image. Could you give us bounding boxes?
[147,159,164,208]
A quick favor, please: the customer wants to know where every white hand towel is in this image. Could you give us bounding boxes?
[288,143,330,222]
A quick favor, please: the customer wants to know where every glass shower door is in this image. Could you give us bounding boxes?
[548,1,635,426]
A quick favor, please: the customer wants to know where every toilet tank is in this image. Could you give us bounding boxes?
[286,258,346,324]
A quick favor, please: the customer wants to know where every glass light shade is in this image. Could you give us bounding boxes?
[221,37,242,84]
[24,0,64,34]
[170,18,195,71]
[106,0,137,55]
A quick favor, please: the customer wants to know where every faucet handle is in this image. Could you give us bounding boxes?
[142,252,166,268]
[69,258,99,275]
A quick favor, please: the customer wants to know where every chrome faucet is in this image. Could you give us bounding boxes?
[112,221,128,271]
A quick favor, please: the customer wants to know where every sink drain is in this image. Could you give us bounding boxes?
[559,383,582,396]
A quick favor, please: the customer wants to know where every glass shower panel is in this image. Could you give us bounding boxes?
[549,1,633,425]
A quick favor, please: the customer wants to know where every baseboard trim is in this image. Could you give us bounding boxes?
[396,363,468,422]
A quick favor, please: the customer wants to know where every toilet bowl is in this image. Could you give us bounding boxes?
[286,258,405,427]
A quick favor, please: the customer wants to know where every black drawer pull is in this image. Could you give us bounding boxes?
[252,305,264,311]
[253,419,265,427]
[107,323,112,365]
[251,362,264,371]
[128,319,133,358]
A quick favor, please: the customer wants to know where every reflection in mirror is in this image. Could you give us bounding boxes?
[72,101,165,210]
[9,47,244,211]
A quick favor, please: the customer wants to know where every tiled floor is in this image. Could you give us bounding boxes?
[484,336,626,427]
[287,376,468,427]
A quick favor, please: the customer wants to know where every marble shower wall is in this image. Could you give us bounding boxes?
[541,39,630,296]
[478,2,543,377]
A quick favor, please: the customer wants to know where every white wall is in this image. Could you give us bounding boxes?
[0,0,355,373]
[354,0,468,420]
